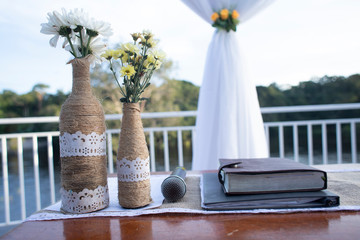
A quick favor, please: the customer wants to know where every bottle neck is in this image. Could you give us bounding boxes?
[71,58,91,95]
[123,103,141,114]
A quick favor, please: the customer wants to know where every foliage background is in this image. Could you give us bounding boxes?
[1,66,359,134]
[0,61,359,168]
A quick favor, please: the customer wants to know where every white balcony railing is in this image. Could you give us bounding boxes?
[0,103,360,228]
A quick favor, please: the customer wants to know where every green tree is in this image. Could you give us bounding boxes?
[32,83,50,113]
[1,73,360,134]
[257,83,288,107]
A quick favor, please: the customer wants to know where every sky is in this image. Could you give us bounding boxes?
[0,0,359,94]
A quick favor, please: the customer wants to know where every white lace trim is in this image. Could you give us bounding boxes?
[60,185,109,213]
[60,131,106,157]
[117,157,150,182]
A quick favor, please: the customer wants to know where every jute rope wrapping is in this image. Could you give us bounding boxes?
[117,103,152,208]
[59,57,108,211]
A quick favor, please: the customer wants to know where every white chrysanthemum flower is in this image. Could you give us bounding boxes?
[88,37,107,63]
[61,37,69,48]
[59,8,72,26]
[87,19,112,37]
[67,8,90,30]
[40,10,69,47]
[67,8,112,38]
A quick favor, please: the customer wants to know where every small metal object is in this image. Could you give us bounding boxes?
[161,167,187,202]
[324,198,335,207]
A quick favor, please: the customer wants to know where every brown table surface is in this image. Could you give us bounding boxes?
[2,169,360,239]
[1,211,360,240]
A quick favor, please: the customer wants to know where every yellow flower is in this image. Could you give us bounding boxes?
[142,29,153,40]
[142,54,154,71]
[147,38,159,48]
[211,12,219,22]
[101,49,125,60]
[121,43,140,54]
[143,60,151,70]
[139,35,146,44]
[154,61,162,70]
[151,49,166,61]
[232,10,239,19]
[131,32,141,41]
[120,65,136,78]
[147,54,156,63]
[146,53,162,70]
[101,50,115,60]
[116,49,128,62]
[220,9,229,20]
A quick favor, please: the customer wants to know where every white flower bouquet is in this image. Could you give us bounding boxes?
[40,8,112,63]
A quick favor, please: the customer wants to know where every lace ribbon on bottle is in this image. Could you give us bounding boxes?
[60,131,106,157]
[117,157,151,182]
[60,185,109,213]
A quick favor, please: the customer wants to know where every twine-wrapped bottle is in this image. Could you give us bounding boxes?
[117,103,152,208]
[59,56,109,213]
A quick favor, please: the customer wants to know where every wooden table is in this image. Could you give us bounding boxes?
[1,211,360,239]
[2,167,360,240]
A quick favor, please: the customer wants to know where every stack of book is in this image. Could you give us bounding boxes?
[201,158,340,210]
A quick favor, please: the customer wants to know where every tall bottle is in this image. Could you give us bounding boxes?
[59,57,109,213]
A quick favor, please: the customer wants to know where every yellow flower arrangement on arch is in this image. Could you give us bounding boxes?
[211,9,240,32]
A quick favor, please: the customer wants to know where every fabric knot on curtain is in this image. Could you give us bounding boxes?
[181,0,275,170]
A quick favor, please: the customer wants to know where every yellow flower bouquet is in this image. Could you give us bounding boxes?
[211,9,240,32]
[102,30,165,103]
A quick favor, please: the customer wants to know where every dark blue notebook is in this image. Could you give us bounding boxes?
[201,172,339,210]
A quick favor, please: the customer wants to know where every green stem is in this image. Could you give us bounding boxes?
[139,69,153,94]
[66,35,77,58]
[79,29,84,57]
[133,45,148,92]
[85,36,92,57]
[109,61,127,99]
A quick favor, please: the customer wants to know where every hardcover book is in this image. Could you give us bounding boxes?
[218,158,327,194]
[202,172,339,210]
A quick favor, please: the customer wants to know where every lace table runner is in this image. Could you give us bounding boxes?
[26,166,360,222]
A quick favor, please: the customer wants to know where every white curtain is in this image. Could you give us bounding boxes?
[181,0,275,170]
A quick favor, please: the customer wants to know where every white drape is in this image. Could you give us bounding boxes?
[181,0,275,170]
